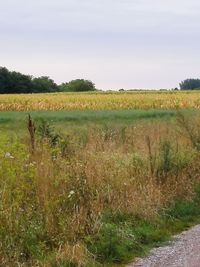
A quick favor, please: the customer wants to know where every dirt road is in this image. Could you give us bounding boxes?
[128,224,200,267]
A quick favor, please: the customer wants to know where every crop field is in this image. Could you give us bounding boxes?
[0,90,200,111]
[1,91,200,267]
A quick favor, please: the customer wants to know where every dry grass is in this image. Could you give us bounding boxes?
[1,113,200,266]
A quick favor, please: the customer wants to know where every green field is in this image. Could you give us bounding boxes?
[0,109,176,131]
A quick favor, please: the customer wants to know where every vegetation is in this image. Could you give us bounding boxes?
[1,111,200,266]
[0,90,200,111]
[0,67,96,93]
[0,67,58,93]
[1,90,200,266]
[180,79,200,90]
[0,110,176,129]
[60,79,95,92]
[32,76,58,93]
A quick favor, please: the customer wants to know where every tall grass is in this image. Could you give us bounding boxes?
[1,113,200,266]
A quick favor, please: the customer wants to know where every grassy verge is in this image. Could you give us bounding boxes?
[87,189,200,266]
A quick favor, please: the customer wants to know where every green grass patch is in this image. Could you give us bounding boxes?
[0,109,176,124]
[86,185,200,265]
[0,109,177,137]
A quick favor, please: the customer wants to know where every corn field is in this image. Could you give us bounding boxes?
[0,91,200,111]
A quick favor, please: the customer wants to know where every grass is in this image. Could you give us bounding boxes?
[1,109,200,138]
[88,192,200,265]
[0,109,177,137]
[0,109,176,124]
[2,91,200,266]
[1,110,200,266]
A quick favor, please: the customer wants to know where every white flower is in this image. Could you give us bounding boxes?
[5,152,14,159]
[68,190,75,198]
[29,163,34,167]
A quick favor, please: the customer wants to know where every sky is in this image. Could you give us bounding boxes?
[0,0,200,90]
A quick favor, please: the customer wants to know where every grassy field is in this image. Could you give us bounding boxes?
[0,109,176,134]
[0,109,177,123]
[0,91,200,111]
[1,91,200,266]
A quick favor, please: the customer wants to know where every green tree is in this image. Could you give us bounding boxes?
[62,79,96,92]
[0,67,32,93]
[0,66,96,94]
[0,67,11,93]
[58,82,69,92]
[32,76,58,93]
[180,79,200,90]
[0,67,59,94]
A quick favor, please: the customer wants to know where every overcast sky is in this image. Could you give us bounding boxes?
[1,0,200,89]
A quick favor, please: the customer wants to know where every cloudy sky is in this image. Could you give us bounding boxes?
[1,0,200,89]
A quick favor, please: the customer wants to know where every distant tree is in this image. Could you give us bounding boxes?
[32,76,58,93]
[0,66,96,94]
[0,67,59,93]
[58,82,69,92]
[0,67,32,93]
[11,71,33,93]
[0,67,11,93]
[63,79,96,92]
[179,79,200,90]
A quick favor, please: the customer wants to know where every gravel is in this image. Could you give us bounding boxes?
[128,224,200,267]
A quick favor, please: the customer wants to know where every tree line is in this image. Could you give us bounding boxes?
[0,67,96,93]
[1,66,200,93]
[179,79,200,90]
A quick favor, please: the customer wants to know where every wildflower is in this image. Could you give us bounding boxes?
[68,190,75,198]
[52,155,57,161]
[5,152,14,159]
[29,162,35,167]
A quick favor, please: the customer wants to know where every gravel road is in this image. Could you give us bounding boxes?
[128,224,200,267]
